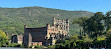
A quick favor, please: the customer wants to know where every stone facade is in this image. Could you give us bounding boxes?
[23,17,69,47]
[11,34,23,44]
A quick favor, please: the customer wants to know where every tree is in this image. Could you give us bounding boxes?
[105,11,111,31]
[72,17,88,36]
[85,12,105,35]
[0,30,8,47]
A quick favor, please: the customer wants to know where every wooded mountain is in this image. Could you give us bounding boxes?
[0,7,94,35]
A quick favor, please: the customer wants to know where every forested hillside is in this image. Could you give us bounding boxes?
[0,7,94,35]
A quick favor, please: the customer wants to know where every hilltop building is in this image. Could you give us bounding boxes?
[23,17,69,47]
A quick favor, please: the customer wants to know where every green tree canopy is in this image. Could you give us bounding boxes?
[0,30,8,47]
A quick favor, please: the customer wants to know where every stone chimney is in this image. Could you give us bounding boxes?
[24,25,27,28]
[46,24,50,29]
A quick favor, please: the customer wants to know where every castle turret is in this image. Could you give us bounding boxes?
[66,19,69,32]
[53,17,56,26]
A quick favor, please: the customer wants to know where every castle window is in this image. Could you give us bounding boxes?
[62,31,64,34]
[53,28,54,31]
[66,26,68,28]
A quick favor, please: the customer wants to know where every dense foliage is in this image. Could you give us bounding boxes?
[0,7,94,35]
[0,30,8,47]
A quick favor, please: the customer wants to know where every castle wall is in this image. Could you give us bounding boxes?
[23,31,30,47]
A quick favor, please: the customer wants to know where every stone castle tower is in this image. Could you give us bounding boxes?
[53,17,69,35]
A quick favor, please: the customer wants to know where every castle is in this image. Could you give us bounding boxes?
[23,17,69,47]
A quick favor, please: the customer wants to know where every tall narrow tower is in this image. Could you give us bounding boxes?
[53,17,56,26]
[66,19,69,33]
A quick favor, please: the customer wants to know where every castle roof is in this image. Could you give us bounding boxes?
[25,27,46,29]
[25,27,47,32]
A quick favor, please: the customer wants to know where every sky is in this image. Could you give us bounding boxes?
[0,0,111,13]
